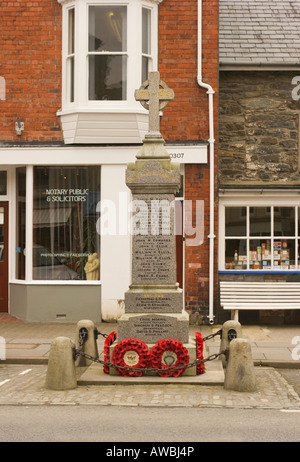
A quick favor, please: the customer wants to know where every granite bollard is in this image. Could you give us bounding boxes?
[75,319,98,367]
[224,338,256,392]
[45,336,77,390]
[220,320,243,368]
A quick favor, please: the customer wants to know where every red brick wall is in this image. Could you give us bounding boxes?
[159,0,219,320]
[1,0,219,321]
[0,1,63,142]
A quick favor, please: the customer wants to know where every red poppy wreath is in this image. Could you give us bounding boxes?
[103,331,117,374]
[151,339,190,377]
[195,332,205,375]
[111,338,150,377]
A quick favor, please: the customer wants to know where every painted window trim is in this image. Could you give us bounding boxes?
[57,0,161,114]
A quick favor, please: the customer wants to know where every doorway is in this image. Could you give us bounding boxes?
[0,202,8,312]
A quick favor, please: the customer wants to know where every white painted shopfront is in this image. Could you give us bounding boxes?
[0,144,207,322]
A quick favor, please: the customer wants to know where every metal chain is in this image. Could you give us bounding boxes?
[95,329,108,339]
[75,348,227,374]
[202,328,222,342]
[78,328,88,351]
[75,327,225,373]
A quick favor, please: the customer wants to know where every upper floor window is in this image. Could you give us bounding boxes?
[57,0,161,144]
[58,0,162,144]
[88,5,127,101]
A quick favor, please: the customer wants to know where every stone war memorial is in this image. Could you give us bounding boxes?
[46,73,256,390]
[47,73,241,389]
[105,72,201,379]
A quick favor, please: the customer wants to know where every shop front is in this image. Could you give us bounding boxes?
[1,143,207,322]
[219,190,300,323]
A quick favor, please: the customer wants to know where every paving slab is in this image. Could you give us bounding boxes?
[0,364,299,410]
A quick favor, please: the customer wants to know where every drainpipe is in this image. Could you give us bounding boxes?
[197,0,216,324]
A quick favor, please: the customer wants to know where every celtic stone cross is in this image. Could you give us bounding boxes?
[135,72,174,136]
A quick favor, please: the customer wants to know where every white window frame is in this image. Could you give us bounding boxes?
[58,0,160,113]
[219,190,300,272]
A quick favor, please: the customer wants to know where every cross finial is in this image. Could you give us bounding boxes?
[135,72,174,137]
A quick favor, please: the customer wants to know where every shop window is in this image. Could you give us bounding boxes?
[223,205,299,271]
[16,168,26,280]
[33,167,100,281]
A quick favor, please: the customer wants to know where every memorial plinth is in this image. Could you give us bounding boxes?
[109,72,196,376]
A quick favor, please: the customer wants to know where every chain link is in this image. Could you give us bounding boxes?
[202,328,222,342]
[95,329,108,339]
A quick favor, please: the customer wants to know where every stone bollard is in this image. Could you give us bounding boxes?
[75,319,98,367]
[224,338,256,392]
[45,337,77,390]
[220,320,243,368]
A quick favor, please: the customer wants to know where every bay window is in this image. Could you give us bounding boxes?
[57,0,160,144]
[220,195,300,272]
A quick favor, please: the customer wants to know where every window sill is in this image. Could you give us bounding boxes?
[57,106,149,145]
[219,270,300,274]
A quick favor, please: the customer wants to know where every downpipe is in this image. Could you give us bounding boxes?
[197,0,216,325]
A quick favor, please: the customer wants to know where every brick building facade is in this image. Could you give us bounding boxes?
[0,0,219,323]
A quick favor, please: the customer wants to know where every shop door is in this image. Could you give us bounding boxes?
[0,203,8,312]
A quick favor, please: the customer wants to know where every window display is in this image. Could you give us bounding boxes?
[33,167,100,280]
[224,206,299,271]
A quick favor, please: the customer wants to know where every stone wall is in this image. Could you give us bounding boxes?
[219,71,300,187]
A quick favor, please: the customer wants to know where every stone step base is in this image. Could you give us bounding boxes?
[78,355,224,385]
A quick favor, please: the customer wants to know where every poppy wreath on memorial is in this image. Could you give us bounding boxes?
[103,331,117,374]
[150,339,190,378]
[195,332,205,375]
[111,338,150,377]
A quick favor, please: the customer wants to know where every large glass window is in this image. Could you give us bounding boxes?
[67,8,75,103]
[33,167,100,281]
[142,7,152,83]
[88,5,127,101]
[224,206,299,271]
[16,168,26,280]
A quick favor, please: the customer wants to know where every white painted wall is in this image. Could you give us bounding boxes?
[100,164,131,321]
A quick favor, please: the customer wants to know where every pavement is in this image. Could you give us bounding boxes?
[0,313,300,410]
